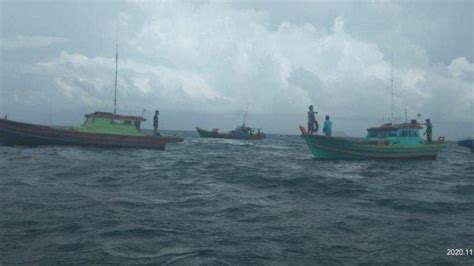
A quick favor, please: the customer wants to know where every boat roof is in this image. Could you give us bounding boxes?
[367,121,423,131]
[85,111,146,122]
[235,126,261,130]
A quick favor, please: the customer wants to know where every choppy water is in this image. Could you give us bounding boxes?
[0,132,473,264]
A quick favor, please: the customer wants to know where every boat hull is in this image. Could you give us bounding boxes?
[299,128,446,160]
[0,119,183,150]
[458,139,473,152]
[196,127,265,140]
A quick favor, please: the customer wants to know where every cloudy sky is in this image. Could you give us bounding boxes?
[0,0,472,137]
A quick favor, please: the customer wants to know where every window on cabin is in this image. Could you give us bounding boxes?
[388,131,398,137]
[368,131,377,138]
[409,130,418,137]
[378,131,387,138]
[134,121,141,130]
[124,120,132,125]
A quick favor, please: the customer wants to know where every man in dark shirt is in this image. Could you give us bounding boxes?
[307,105,318,135]
[153,110,159,136]
[424,118,432,143]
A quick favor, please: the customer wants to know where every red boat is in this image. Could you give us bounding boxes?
[0,35,185,150]
[0,114,183,150]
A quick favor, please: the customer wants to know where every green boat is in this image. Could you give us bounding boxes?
[0,112,183,150]
[299,120,447,160]
[0,35,183,150]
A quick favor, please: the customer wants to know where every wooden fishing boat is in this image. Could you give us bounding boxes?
[196,126,265,140]
[196,105,266,140]
[0,112,183,150]
[458,138,473,152]
[0,32,183,150]
[299,120,446,160]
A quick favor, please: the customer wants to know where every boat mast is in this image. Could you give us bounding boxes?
[404,107,408,124]
[242,104,249,127]
[113,25,119,115]
[390,54,394,123]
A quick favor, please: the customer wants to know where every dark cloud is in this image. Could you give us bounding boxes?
[0,0,472,138]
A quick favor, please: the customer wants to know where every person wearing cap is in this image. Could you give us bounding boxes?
[323,115,332,137]
[423,118,432,143]
[153,110,159,136]
[307,105,318,135]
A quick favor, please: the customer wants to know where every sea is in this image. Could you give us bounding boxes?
[0,131,472,265]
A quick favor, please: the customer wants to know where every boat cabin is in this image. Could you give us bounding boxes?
[232,126,261,136]
[366,120,424,145]
[75,111,146,136]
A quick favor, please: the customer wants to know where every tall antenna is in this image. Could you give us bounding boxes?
[390,54,394,123]
[404,107,408,124]
[242,103,249,127]
[48,95,53,126]
[113,24,119,115]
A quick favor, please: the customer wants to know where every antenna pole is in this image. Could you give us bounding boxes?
[390,54,394,123]
[242,103,249,127]
[113,24,119,115]
[404,107,408,124]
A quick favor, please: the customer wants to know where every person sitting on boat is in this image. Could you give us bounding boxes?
[153,110,160,136]
[307,105,318,135]
[423,118,432,143]
[323,115,332,137]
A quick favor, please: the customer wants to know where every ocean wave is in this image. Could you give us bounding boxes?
[375,198,472,214]
[0,133,472,264]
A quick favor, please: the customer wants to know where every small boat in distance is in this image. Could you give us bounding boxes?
[196,106,266,140]
[299,120,446,160]
[458,138,473,152]
[196,126,265,140]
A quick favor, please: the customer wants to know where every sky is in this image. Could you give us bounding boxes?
[0,0,473,138]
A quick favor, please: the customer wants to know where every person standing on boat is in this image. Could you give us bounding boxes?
[323,115,332,137]
[307,105,318,135]
[424,118,432,143]
[153,110,159,136]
